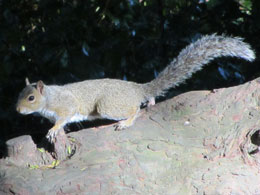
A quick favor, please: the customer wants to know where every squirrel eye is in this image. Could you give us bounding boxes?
[28,95,35,102]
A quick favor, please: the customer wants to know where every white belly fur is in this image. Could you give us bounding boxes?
[68,113,89,123]
[68,113,102,123]
[40,108,105,124]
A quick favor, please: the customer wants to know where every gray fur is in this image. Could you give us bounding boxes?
[143,34,255,98]
[17,85,34,101]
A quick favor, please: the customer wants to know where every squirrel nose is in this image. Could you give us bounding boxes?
[16,107,20,113]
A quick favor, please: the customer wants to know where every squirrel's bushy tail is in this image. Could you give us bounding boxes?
[143,34,255,98]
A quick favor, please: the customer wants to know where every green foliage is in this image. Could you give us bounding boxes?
[238,0,253,14]
[38,148,45,153]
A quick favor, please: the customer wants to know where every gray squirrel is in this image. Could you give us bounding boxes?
[16,34,255,142]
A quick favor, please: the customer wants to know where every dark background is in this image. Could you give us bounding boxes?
[0,0,260,153]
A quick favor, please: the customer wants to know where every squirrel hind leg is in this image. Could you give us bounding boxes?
[114,107,140,131]
[147,97,155,107]
[95,97,141,130]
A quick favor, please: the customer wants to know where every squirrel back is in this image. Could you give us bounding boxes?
[143,34,255,98]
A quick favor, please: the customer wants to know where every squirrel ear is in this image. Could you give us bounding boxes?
[36,80,45,94]
[25,77,30,85]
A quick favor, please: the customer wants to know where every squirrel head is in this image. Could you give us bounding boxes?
[16,78,47,115]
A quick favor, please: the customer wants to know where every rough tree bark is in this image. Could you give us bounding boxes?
[1,78,260,194]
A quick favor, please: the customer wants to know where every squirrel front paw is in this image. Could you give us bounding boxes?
[46,129,59,142]
[46,122,64,142]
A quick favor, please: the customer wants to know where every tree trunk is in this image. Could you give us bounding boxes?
[1,78,260,194]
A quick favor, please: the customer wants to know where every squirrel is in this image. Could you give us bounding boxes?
[16,34,255,142]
